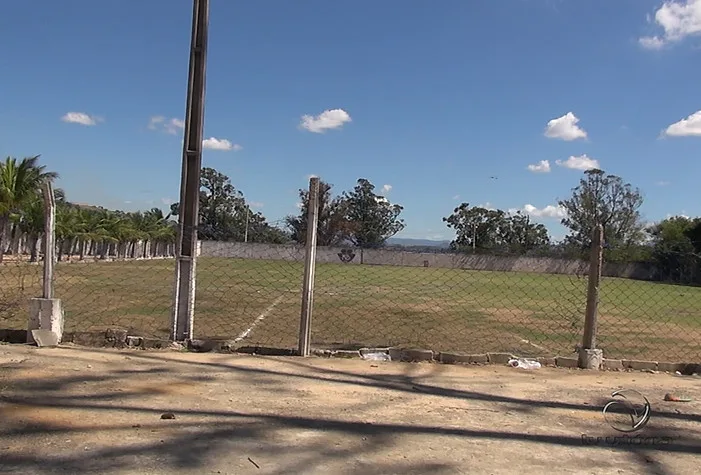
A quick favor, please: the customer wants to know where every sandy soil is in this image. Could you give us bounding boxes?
[0,343,699,474]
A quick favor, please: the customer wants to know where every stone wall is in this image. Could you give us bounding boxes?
[198,241,658,280]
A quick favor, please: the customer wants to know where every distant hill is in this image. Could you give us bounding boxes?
[386,237,451,248]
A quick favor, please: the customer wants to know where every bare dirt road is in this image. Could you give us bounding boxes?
[0,343,699,474]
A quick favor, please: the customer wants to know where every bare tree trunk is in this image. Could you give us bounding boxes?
[29,234,39,263]
[79,240,86,260]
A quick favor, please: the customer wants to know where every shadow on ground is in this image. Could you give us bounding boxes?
[0,344,700,474]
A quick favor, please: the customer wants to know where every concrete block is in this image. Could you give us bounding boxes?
[578,348,604,370]
[467,354,489,364]
[359,348,390,357]
[438,353,471,364]
[438,353,489,364]
[656,362,698,374]
[389,348,435,362]
[72,332,108,347]
[555,357,579,368]
[105,328,128,346]
[487,353,515,364]
[187,339,219,352]
[602,359,623,370]
[0,329,28,344]
[332,350,361,359]
[536,357,556,367]
[30,329,59,347]
[27,298,64,344]
[622,360,658,371]
[141,338,169,349]
[125,336,143,347]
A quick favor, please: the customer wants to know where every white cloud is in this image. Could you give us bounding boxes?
[300,108,352,133]
[249,201,264,209]
[544,112,587,141]
[307,174,319,179]
[656,180,671,186]
[477,202,495,210]
[640,0,701,49]
[514,204,567,219]
[161,198,173,205]
[61,112,101,126]
[663,110,701,136]
[527,160,551,173]
[148,116,185,134]
[382,184,392,193]
[555,154,600,171]
[639,36,666,50]
[295,202,304,209]
[202,137,242,151]
[452,194,460,200]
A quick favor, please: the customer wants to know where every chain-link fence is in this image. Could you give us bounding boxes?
[311,249,589,357]
[0,258,43,332]
[193,230,305,349]
[54,257,174,338]
[3,176,701,365]
[598,250,701,362]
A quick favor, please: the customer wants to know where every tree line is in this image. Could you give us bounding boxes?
[2,156,700,285]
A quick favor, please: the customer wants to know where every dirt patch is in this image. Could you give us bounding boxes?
[1,344,699,474]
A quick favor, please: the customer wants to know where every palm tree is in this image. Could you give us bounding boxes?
[0,156,58,262]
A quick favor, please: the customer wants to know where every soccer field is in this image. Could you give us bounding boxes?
[2,257,700,361]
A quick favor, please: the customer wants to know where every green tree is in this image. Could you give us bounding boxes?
[340,178,405,249]
[558,169,644,260]
[443,204,550,254]
[648,216,701,284]
[286,180,350,246]
[0,156,58,262]
[170,167,287,243]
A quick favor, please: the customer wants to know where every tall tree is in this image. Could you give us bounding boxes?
[0,156,58,262]
[286,180,350,246]
[443,203,550,254]
[340,178,405,249]
[558,169,644,254]
[648,216,701,284]
[170,167,287,243]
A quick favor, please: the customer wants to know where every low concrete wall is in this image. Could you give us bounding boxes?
[198,241,658,279]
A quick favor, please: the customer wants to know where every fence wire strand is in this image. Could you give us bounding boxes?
[3,199,701,365]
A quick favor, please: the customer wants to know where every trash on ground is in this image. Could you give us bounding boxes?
[664,393,692,402]
[362,352,391,362]
[508,358,541,369]
[160,413,176,419]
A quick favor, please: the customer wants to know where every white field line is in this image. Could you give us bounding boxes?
[234,295,285,343]
[518,337,549,352]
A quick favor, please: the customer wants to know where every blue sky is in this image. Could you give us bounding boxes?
[2,0,701,242]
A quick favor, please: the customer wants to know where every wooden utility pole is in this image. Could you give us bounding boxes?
[171,0,209,341]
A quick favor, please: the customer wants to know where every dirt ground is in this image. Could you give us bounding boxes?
[0,344,699,475]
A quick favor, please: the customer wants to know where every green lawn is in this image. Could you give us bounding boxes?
[1,257,700,361]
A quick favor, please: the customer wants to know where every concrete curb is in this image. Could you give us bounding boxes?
[2,329,699,374]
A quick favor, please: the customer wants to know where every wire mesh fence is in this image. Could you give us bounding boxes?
[0,258,43,332]
[53,257,175,338]
[597,251,701,362]
[309,247,589,357]
[3,175,701,366]
[192,222,306,349]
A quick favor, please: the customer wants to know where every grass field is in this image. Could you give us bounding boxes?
[1,256,700,362]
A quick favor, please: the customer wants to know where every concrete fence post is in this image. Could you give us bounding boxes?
[579,224,604,369]
[27,182,64,346]
[298,177,320,357]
